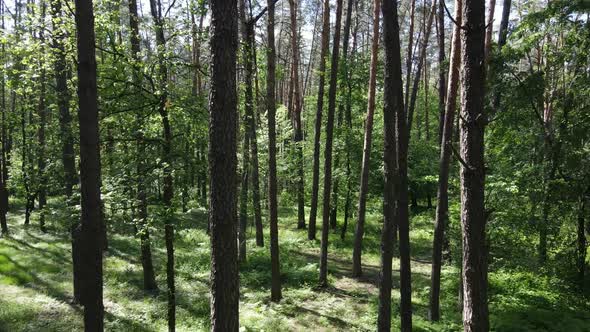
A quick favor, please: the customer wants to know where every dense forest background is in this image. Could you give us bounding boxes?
[0,0,589,330]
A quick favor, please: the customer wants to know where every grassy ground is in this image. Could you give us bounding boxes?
[0,199,589,331]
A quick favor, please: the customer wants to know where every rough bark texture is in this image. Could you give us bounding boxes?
[308,0,330,240]
[378,0,405,329]
[437,0,446,145]
[319,0,344,288]
[209,0,239,329]
[352,0,380,278]
[266,0,282,302]
[459,0,489,330]
[74,0,104,327]
[429,0,462,321]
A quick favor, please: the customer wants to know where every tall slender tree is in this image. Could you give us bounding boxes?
[147,0,176,328]
[378,0,405,329]
[429,0,462,321]
[74,0,104,327]
[266,0,282,302]
[352,0,380,278]
[209,0,239,329]
[459,0,488,329]
[319,0,344,287]
[128,0,157,292]
[308,0,330,240]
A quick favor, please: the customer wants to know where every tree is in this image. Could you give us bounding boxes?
[288,0,306,230]
[458,0,488,330]
[429,0,462,321]
[209,0,239,328]
[147,0,176,328]
[266,0,282,302]
[378,0,406,329]
[74,0,104,327]
[308,0,330,240]
[352,0,380,278]
[239,0,251,263]
[128,0,157,292]
[319,0,344,288]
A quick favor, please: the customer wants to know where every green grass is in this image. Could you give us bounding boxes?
[0,200,588,331]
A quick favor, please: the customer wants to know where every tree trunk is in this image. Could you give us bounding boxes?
[239,0,252,263]
[484,0,496,68]
[129,0,157,292]
[209,0,240,329]
[288,0,305,230]
[308,0,330,241]
[352,0,380,278]
[266,0,282,302]
[459,0,489,330]
[319,0,343,288]
[404,0,416,107]
[147,0,176,328]
[37,2,47,233]
[577,193,587,289]
[407,0,436,141]
[245,22,264,248]
[50,0,76,199]
[378,0,405,329]
[74,0,104,327]
[429,0,461,321]
[437,0,446,145]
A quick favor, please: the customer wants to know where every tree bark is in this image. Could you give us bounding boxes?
[379,0,405,330]
[459,0,489,330]
[50,0,76,199]
[319,0,344,288]
[288,0,306,230]
[37,1,48,233]
[404,0,416,107]
[407,0,436,141]
[484,0,496,68]
[437,0,446,145]
[74,0,104,327]
[209,0,239,329]
[147,0,176,328]
[308,0,330,241]
[129,0,157,292]
[352,0,380,278]
[239,0,251,263]
[429,0,462,321]
[266,0,282,302]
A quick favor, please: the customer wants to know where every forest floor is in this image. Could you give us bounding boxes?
[0,199,589,331]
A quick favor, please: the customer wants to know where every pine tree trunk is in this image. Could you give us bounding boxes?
[308,0,330,240]
[209,0,240,328]
[148,0,176,328]
[37,2,47,233]
[429,0,461,321]
[379,0,404,329]
[352,0,380,278]
[128,0,157,292]
[74,0,104,326]
[459,0,489,329]
[266,0,282,302]
[319,0,344,288]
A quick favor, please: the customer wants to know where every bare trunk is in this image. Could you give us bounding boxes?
[429,0,462,321]
[209,0,240,329]
[352,0,380,278]
[266,0,282,302]
[459,0,488,329]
